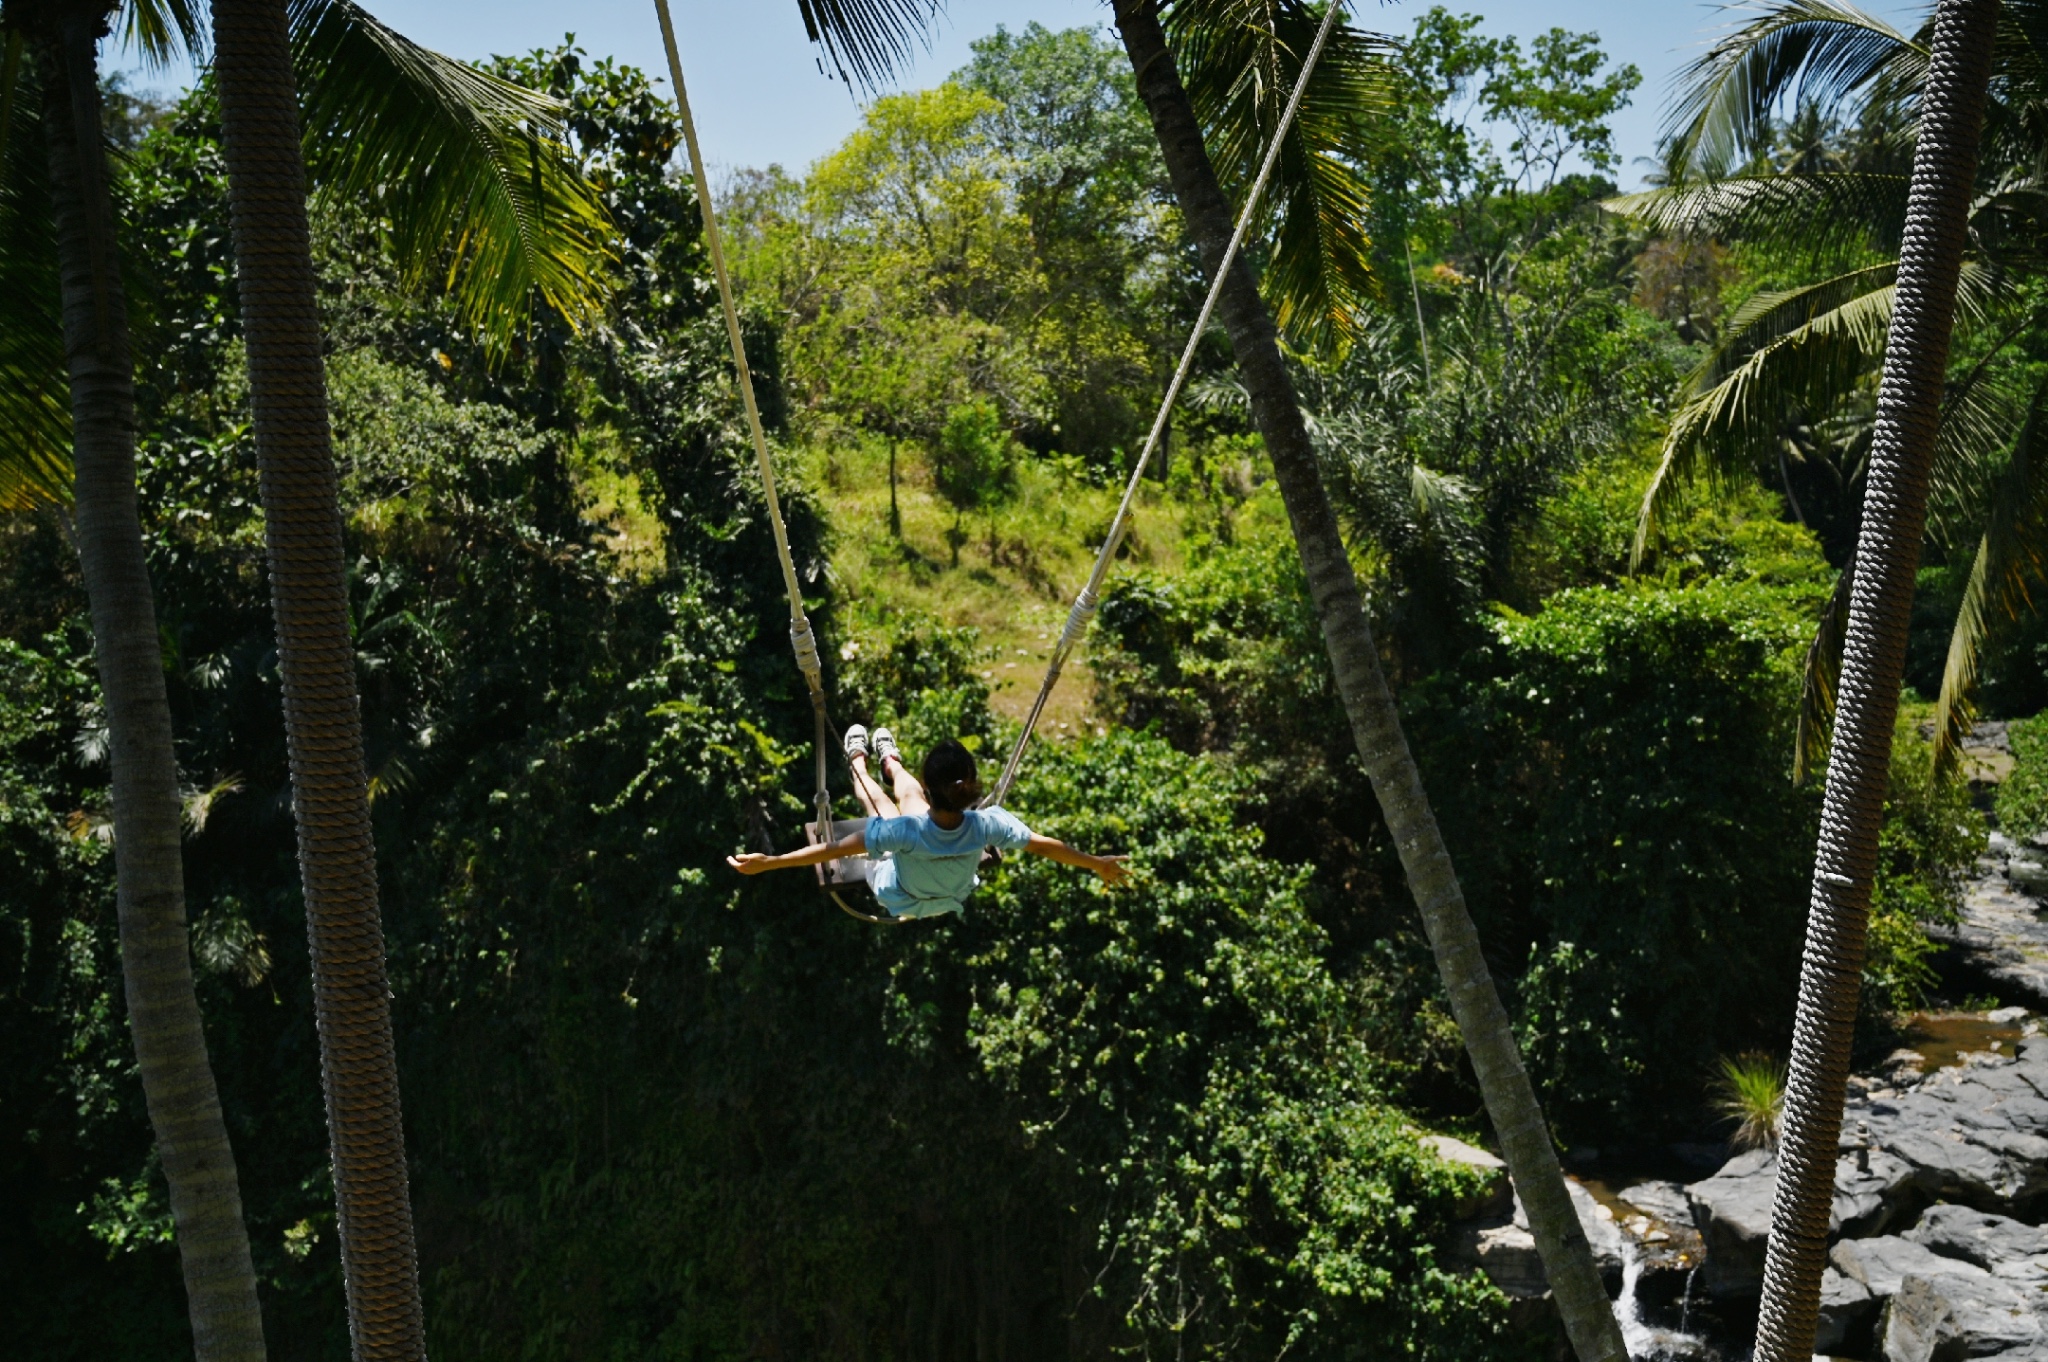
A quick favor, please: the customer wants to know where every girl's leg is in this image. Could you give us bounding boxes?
[883,753,930,817]
[849,752,899,820]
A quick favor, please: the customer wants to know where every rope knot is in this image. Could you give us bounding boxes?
[1058,589,1100,652]
[789,616,823,682]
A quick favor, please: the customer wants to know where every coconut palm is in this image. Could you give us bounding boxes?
[1108,2,1627,1358]
[1748,7,2000,1358]
[0,0,614,1353]
[1607,0,2048,771]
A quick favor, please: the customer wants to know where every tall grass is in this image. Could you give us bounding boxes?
[1712,1051,1785,1152]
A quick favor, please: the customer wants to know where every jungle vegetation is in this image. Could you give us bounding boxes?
[0,8,2009,1361]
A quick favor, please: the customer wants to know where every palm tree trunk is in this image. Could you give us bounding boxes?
[1753,3,1999,1359]
[206,0,427,1355]
[1110,6,1625,1360]
[34,6,266,1358]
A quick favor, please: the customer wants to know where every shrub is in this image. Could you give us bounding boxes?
[933,399,1020,513]
[1996,713,2048,841]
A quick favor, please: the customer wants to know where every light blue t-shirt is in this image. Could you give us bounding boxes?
[864,807,1034,918]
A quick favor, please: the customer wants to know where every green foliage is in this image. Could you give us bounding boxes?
[1867,717,1986,1011]
[1,63,1548,1359]
[836,612,998,762]
[933,399,1020,513]
[901,732,1530,1360]
[730,26,1182,466]
[1998,713,2048,840]
[1711,1052,1785,1152]
[1414,583,1820,1134]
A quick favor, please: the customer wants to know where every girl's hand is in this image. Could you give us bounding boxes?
[1092,855,1130,887]
[727,852,775,875]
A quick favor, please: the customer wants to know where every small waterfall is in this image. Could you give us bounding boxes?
[1617,1231,1713,1361]
[1617,1233,1655,1358]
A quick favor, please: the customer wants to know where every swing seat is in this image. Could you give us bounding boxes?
[805,817,873,890]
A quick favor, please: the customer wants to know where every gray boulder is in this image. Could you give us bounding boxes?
[1881,1271,2044,1362]
[1448,1176,1623,1301]
[1423,1134,1514,1222]
[1906,1203,2048,1279]
[1684,1145,1921,1299]
[1847,1047,2048,1215]
[1832,1234,1987,1298]
[1686,1149,1776,1299]
[1815,1266,1875,1356]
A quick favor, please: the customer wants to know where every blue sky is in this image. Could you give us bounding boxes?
[115,0,1932,190]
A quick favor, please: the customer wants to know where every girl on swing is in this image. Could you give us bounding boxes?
[726,727,1128,918]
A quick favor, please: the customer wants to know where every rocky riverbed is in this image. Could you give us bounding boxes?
[1444,807,2048,1362]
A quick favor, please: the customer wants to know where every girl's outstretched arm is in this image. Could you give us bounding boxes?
[1025,834,1129,886]
[728,829,866,875]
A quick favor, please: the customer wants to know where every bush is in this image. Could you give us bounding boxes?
[1996,713,2048,841]
[1406,581,1823,1137]
[1868,717,1986,1011]
[933,399,1020,513]
[893,731,1534,1361]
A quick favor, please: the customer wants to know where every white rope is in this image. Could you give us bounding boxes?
[984,0,1346,808]
[653,0,833,836]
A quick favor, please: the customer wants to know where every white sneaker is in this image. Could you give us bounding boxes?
[843,724,870,759]
[871,728,902,765]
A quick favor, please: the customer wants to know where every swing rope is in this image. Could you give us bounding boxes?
[658,1,902,924]
[983,0,1345,809]
[653,0,843,891]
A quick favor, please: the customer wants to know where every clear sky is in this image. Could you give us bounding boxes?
[115,0,1932,190]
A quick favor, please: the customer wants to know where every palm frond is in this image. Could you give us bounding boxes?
[121,0,207,70]
[0,39,71,511]
[289,0,616,347]
[1168,0,1396,354]
[795,0,940,90]
[1635,264,1896,562]
[1664,0,1922,177]
[1933,372,2048,771]
[1606,172,1910,255]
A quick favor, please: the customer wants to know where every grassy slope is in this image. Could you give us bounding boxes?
[814,436,1260,737]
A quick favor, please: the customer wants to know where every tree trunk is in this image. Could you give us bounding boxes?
[1753,4,1999,1359]
[206,0,428,1356]
[1109,6,1627,1361]
[33,6,266,1358]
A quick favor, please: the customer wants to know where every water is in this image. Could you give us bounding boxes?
[1895,1010,2027,1073]
[1615,1232,1712,1361]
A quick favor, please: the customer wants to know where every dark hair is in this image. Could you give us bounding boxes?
[922,738,982,814]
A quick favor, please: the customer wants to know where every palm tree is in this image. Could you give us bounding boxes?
[1107,2,1627,1358]
[0,1,613,1352]
[1607,0,2048,771]
[10,5,264,1356]
[1750,6,2000,1357]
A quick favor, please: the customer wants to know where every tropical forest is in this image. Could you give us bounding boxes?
[16,0,2048,1360]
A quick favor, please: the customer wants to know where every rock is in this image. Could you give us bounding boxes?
[1992,1007,2033,1025]
[1448,1176,1622,1301]
[1881,1270,2044,1362]
[1837,1147,1921,1239]
[1623,1179,1695,1228]
[1687,1149,1776,1299]
[1683,1146,1922,1299]
[1930,834,2048,1010]
[1424,1134,1513,1222]
[1815,1266,1875,1357]
[1831,1235,1986,1299]
[1847,1050,2048,1215]
[1905,1203,2048,1279]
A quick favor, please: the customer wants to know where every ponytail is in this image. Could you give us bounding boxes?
[921,738,983,814]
